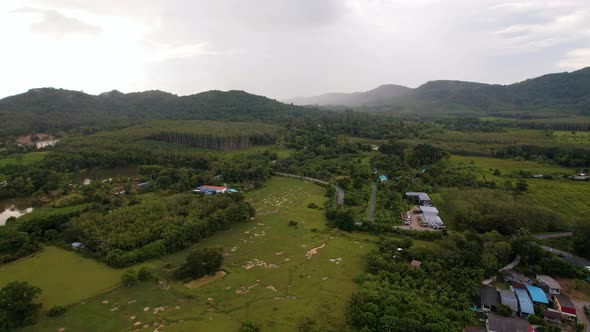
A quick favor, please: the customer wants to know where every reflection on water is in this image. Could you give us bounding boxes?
[0,199,33,226]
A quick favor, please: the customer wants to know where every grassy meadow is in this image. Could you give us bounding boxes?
[26,176,377,332]
[0,151,47,167]
[0,246,121,308]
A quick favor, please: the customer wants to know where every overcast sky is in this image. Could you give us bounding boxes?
[1,0,589,100]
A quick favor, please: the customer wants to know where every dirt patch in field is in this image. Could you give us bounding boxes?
[242,259,279,270]
[184,271,227,289]
[556,278,590,301]
[266,285,277,292]
[235,283,259,295]
[305,243,327,259]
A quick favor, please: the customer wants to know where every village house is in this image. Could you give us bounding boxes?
[514,288,534,318]
[405,192,432,206]
[480,286,499,312]
[195,185,227,194]
[418,205,445,229]
[553,294,577,321]
[525,285,550,305]
[486,313,533,332]
[498,289,518,315]
[536,275,561,295]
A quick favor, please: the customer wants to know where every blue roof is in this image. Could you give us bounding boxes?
[514,288,534,315]
[526,285,549,304]
[378,175,387,180]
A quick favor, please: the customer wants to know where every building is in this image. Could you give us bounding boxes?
[378,175,388,183]
[410,260,422,267]
[419,205,445,229]
[536,275,561,295]
[480,286,499,312]
[498,289,518,314]
[543,309,562,324]
[196,185,227,194]
[514,288,534,318]
[553,294,576,321]
[503,269,533,285]
[405,192,431,206]
[525,285,549,305]
[486,313,533,332]
[71,242,84,249]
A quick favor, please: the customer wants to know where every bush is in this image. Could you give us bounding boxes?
[288,220,298,227]
[175,247,223,280]
[47,305,67,317]
[138,266,153,281]
[121,269,139,286]
[307,203,318,209]
[239,320,260,332]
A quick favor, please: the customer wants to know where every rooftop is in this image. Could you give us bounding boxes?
[199,185,227,190]
[498,289,518,312]
[480,286,499,306]
[420,206,439,214]
[487,313,532,332]
[537,275,561,290]
[405,192,431,201]
[554,294,574,308]
[525,285,549,304]
[514,288,534,315]
[410,260,422,267]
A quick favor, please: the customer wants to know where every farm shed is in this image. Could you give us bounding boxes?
[514,288,534,317]
[498,289,518,313]
[405,192,431,206]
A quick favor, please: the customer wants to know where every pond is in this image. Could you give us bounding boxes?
[0,198,33,226]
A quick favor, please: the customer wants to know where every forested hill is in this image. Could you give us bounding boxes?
[0,88,311,138]
[286,67,590,117]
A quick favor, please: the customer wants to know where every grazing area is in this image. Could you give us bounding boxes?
[0,152,47,167]
[24,177,375,331]
[0,246,121,308]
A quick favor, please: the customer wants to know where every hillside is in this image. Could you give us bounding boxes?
[286,67,590,117]
[0,88,310,139]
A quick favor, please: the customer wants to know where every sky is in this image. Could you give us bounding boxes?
[1,0,589,100]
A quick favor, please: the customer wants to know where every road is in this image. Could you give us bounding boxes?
[367,183,377,221]
[276,172,344,208]
[540,245,590,267]
[532,232,573,240]
[572,300,590,332]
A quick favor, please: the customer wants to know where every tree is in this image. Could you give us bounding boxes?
[239,321,260,332]
[572,219,590,259]
[496,304,513,317]
[515,179,529,193]
[0,281,42,330]
[175,247,223,280]
[138,267,153,281]
[121,269,139,287]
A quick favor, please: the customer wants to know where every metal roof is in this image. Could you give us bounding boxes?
[537,275,561,290]
[421,214,444,227]
[525,285,549,304]
[480,286,499,306]
[498,289,518,312]
[487,313,532,332]
[420,206,439,214]
[405,192,431,201]
[554,294,574,308]
[514,288,534,315]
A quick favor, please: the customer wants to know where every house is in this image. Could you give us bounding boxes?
[525,285,549,305]
[486,313,533,332]
[536,275,561,295]
[405,192,431,206]
[553,294,576,321]
[480,286,499,312]
[514,288,534,318]
[410,260,422,267]
[378,175,388,183]
[498,289,518,314]
[71,242,84,249]
[503,269,532,285]
[419,205,445,229]
[543,309,562,324]
[196,185,227,194]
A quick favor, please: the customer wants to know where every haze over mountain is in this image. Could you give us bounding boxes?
[286,67,590,116]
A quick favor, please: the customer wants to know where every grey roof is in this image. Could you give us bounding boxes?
[537,275,561,290]
[480,286,499,306]
[504,269,532,284]
[419,206,439,214]
[487,313,531,332]
[554,294,574,308]
[498,289,518,312]
[420,214,444,227]
[405,192,431,201]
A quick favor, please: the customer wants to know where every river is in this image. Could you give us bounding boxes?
[0,198,33,226]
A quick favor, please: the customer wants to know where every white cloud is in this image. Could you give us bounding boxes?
[558,48,590,70]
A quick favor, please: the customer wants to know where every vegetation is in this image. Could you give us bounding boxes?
[175,247,224,280]
[0,281,42,331]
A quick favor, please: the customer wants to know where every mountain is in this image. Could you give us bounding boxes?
[286,67,590,117]
[0,88,310,138]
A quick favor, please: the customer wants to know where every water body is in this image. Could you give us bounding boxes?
[0,198,33,226]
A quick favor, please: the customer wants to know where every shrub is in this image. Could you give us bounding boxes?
[121,269,139,286]
[138,266,153,281]
[47,305,67,317]
[307,203,318,209]
[239,320,260,332]
[288,220,298,227]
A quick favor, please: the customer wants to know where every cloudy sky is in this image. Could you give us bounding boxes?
[1,0,589,100]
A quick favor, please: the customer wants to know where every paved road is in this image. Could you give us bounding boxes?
[276,172,344,207]
[533,232,573,240]
[572,300,590,332]
[367,183,377,221]
[540,245,590,267]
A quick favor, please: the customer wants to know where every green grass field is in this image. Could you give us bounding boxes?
[0,152,47,167]
[0,246,121,308]
[27,177,377,332]
[452,155,590,221]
